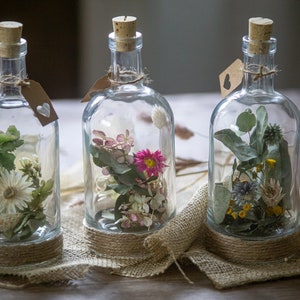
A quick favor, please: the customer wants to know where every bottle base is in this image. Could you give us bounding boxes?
[204,224,300,263]
[0,231,63,267]
[83,218,152,259]
[88,209,166,234]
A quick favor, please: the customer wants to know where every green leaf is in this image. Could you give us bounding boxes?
[0,152,16,171]
[30,179,54,209]
[91,145,132,174]
[279,139,292,205]
[0,125,19,143]
[214,129,258,161]
[250,106,268,155]
[213,184,232,224]
[107,183,132,195]
[0,125,24,171]
[236,110,256,133]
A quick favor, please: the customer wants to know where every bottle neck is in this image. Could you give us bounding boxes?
[108,32,143,84]
[0,50,27,100]
[242,36,277,94]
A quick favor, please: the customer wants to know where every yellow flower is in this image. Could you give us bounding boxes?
[226,207,233,215]
[238,210,247,218]
[243,203,251,211]
[272,205,284,216]
[229,199,235,206]
[265,158,276,168]
[231,212,237,219]
[256,163,263,172]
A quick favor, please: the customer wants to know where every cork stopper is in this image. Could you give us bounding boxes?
[0,21,23,58]
[112,16,137,52]
[248,17,273,54]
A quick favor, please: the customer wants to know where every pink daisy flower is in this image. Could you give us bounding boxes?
[134,149,166,177]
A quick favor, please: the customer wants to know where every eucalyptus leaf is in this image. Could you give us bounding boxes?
[91,145,132,174]
[279,139,292,205]
[213,184,232,224]
[250,106,268,154]
[236,110,256,133]
[107,183,132,195]
[214,129,258,161]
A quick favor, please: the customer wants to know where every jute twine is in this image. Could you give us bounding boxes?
[1,179,300,290]
[0,232,63,267]
[83,220,152,264]
[204,226,300,264]
[0,75,30,86]
[243,64,278,81]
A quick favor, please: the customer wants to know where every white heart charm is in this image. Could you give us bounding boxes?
[37,102,51,118]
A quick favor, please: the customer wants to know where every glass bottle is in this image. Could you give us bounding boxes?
[0,22,61,263]
[82,16,176,234]
[208,18,300,240]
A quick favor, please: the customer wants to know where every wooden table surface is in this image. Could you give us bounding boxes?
[2,264,300,300]
[1,91,300,299]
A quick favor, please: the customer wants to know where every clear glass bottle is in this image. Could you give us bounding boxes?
[208,18,300,240]
[0,22,61,260]
[82,16,176,234]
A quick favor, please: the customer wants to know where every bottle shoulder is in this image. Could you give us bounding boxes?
[211,89,300,126]
[83,84,173,121]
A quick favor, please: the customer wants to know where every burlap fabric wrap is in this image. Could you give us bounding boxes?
[1,180,300,290]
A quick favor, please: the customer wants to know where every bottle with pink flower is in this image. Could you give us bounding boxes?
[82,16,176,235]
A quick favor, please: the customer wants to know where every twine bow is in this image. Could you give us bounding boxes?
[0,75,30,87]
[243,64,278,81]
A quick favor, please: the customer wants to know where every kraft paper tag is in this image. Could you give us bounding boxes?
[21,80,58,126]
[81,74,111,102]
[219,58,243,99]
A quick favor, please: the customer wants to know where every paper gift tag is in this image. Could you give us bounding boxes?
[21,80,58,126]
[81,74,111,102]
[219,58,243,99]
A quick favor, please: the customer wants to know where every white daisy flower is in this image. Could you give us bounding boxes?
[0,169,34,214]
[151,105,167,129]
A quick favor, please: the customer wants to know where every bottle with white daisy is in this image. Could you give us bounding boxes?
[82,16,176,237]
[207,17,300,252]
[0,22,62,265]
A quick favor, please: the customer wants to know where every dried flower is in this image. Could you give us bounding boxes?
[231,212,237,219]
[226,207,233,215]
[116,129,134,148]
[134,149,166,177]
[151,105,167,129]
[272,205,284,216]
[238,210,247,218]
[243,203,251,211]
[263,124,283,145]
[260,178,285,207]
[265,158,276,169]
[0,169,34,214]
[91,129,169,230]
[0,213,22,232]
[256,163,263,172]
[232,180,257,202]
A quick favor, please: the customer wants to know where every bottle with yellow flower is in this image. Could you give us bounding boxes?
[208,17,300,243]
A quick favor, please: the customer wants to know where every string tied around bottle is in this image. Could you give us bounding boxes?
[108,65,152,86]
[0,74,30,87]
[243,64,279,81]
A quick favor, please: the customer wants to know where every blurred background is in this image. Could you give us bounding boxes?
[1,0,300,99]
